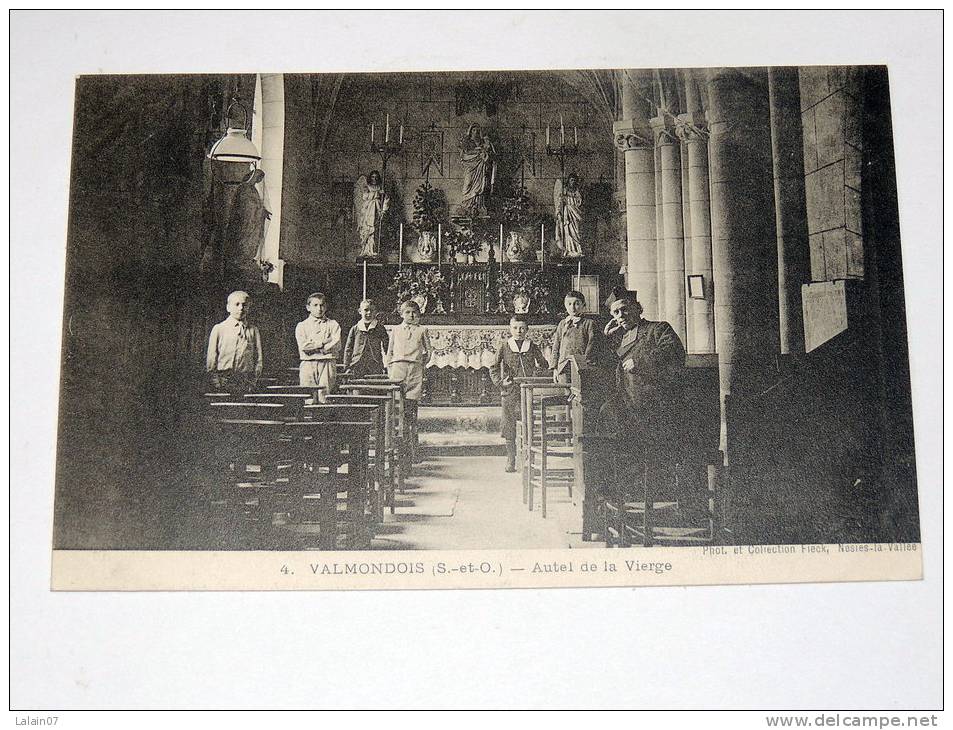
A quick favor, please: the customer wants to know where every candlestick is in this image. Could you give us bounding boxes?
[363,260,368,300]
[385,113,390,143]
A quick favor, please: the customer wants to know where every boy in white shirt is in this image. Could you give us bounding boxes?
[295,292,341,403]
[386,299,431,461]
[206,290,263,394]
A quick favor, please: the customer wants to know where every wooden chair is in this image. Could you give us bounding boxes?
[532,394,575,518]
[603,447,722,547]
[519,381,572,513]
[513,376,553,472]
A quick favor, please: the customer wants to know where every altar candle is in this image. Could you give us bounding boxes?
[437,224,442,269]
[540,223,545,269]
[577,259,582,280]
[399,224,403,268]
[499,224,504,271]
[385,114,390,143]
[560,114,565,145]
[371,123,375,143]
[574,126,578,146]
[546,125,550,146]
[399,123,403,145]
[363,260,368,300]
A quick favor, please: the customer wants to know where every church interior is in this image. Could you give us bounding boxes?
[53,66,920,551]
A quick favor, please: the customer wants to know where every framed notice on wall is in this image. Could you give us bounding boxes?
[572,275,600,315]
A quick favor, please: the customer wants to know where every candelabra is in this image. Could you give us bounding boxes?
[545,115,580,177]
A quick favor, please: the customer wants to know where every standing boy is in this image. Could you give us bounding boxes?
[206,290,263,394]
[343,298,388,378]
[386,299,431,461]
[550,289,599,383]
[296,292,341,403]
[491,315,548,472]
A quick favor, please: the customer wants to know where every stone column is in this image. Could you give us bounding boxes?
[612,73,658,318]
[676,112,715,353]
[651,115,687,343]
[706,68,780,454]
[768,67,811,354]
[252,73,285,287]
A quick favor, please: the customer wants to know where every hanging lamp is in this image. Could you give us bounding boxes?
[208,99,261,164]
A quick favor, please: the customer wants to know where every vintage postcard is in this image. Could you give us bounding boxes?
[50,65,922,590]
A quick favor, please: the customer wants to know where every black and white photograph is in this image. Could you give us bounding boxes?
[12,10,941,714]
[52,63,921,559]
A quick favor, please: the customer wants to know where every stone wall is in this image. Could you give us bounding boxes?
[799,65,865,281]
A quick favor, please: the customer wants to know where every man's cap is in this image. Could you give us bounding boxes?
[605,287,638,309]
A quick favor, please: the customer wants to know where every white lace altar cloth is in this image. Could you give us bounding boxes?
[386,324,556,370]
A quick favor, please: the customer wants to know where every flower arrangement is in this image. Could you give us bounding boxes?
[498,267,552,314]
[411,181,445,233]
[442,224,482,259]
[501,184,535,228]
[389,266,450,313]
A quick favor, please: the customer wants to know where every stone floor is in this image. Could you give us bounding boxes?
[366,453,603,551]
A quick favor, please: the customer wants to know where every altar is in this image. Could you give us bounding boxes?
[404,324,555,405]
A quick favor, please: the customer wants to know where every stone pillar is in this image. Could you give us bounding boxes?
[768,67,811,354]
[676,112,715,354]
[651,115,687,342]
[706,68,780,454]
[612,74,658,318]
[252,73,285,287]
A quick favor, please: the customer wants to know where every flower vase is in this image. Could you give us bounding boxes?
[416,231,437,262]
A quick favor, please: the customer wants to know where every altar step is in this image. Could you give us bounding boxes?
[418,406,503,456]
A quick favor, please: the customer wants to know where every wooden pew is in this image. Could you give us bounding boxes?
[205,418,372,550]
[208,401,288,421]
[203,418,287,549]
[339,382,410,488]
[242,392,314,420]
[278,420,373,549]
[303,403,386,523]
[325,393,398,508]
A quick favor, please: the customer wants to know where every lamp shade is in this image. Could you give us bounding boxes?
[208,127,261,163]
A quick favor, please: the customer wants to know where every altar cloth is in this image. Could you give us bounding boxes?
[386,324,556,370]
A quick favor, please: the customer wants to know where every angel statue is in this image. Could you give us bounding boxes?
[354,170,390,258]
[457,123,496,217]
[554,173,584,258]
